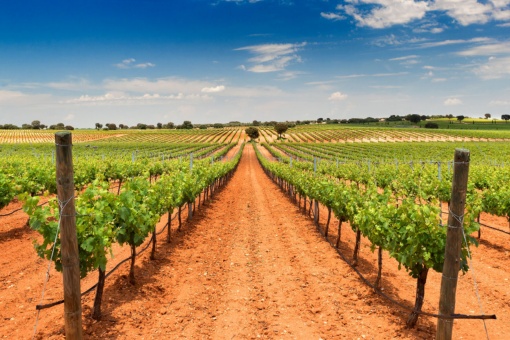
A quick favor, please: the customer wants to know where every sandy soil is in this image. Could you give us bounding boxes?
[0,144,508,339]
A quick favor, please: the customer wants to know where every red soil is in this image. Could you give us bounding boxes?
[0,144,508,339]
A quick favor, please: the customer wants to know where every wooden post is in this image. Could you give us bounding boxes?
[436,149,470,340]
[55,132,83,339]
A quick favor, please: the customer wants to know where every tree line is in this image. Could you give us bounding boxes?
[1,114,509,131]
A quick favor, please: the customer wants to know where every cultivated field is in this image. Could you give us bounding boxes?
[0,126,509,339]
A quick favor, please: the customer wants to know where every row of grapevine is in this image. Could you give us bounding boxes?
[286,125,510,141]
[266,142,510,230]
[23,143,245,319]
[0,142,236,209]
[253,143,479,327]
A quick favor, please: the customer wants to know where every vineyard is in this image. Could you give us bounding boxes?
[0,127,509,339]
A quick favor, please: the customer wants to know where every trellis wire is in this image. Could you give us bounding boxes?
[32,195,73,339]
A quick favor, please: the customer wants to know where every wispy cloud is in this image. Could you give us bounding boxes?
[389,55,420,66]
[277,71,306,81]
[235,42,306,73]
[490,100,510,106]
[444,97,462,106]
[457,41,510,56]
[420,37,493,48]
[115,58,155,69]
[64,92,211,105]
[320,12,345,21]
[389,55,419,61]
[336,72,409,79]
[369,85,402,89]
[0,90,25,102]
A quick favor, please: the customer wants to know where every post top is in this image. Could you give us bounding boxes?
[55,131,71,137]
[454,148,470,162]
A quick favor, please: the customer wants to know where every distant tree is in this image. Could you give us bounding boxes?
[2,124,19,130]
[65,125,74,130]
[274,122,289,139]
[157,122,163,129]
[317,117,324,123]
[95,123,103,130]
[118,124,126,129]
[213,123,224,128]
[165,122,175,129]
[55,123,65,130]
[406,114,422,124]
[22,123,32,129]
[245,127,259,140]
[485,113,491,119]
[31,120,42,129]
[502,114,510,122]
[147,125,155,129]
[252,120,260,126]
[181,120,193,129]
[456,115,465,122]
[424,122,439,129]
[136,123,147,130]
[107,123,117,130]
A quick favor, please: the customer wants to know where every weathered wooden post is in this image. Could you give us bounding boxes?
[55,132,83,339]
[436,149,470,340]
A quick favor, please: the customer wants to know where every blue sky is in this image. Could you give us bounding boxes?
[1,0,510,128]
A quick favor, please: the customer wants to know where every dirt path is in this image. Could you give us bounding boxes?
[1,143,508,339]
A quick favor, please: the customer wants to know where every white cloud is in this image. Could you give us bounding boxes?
[339,0,510,29]
[115,58,136,69]
[329,91,348,101]
[201,85,226,93]
[433,0,492,25]
[473,56,510,79]
[134,62,155,69]
[457,42,510,56]
[321,12,345,21]
[340,0,430,29]
[235,43,306,73]
[115,58,155,69]
[432,78,448,82]
[444,97,462,106]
